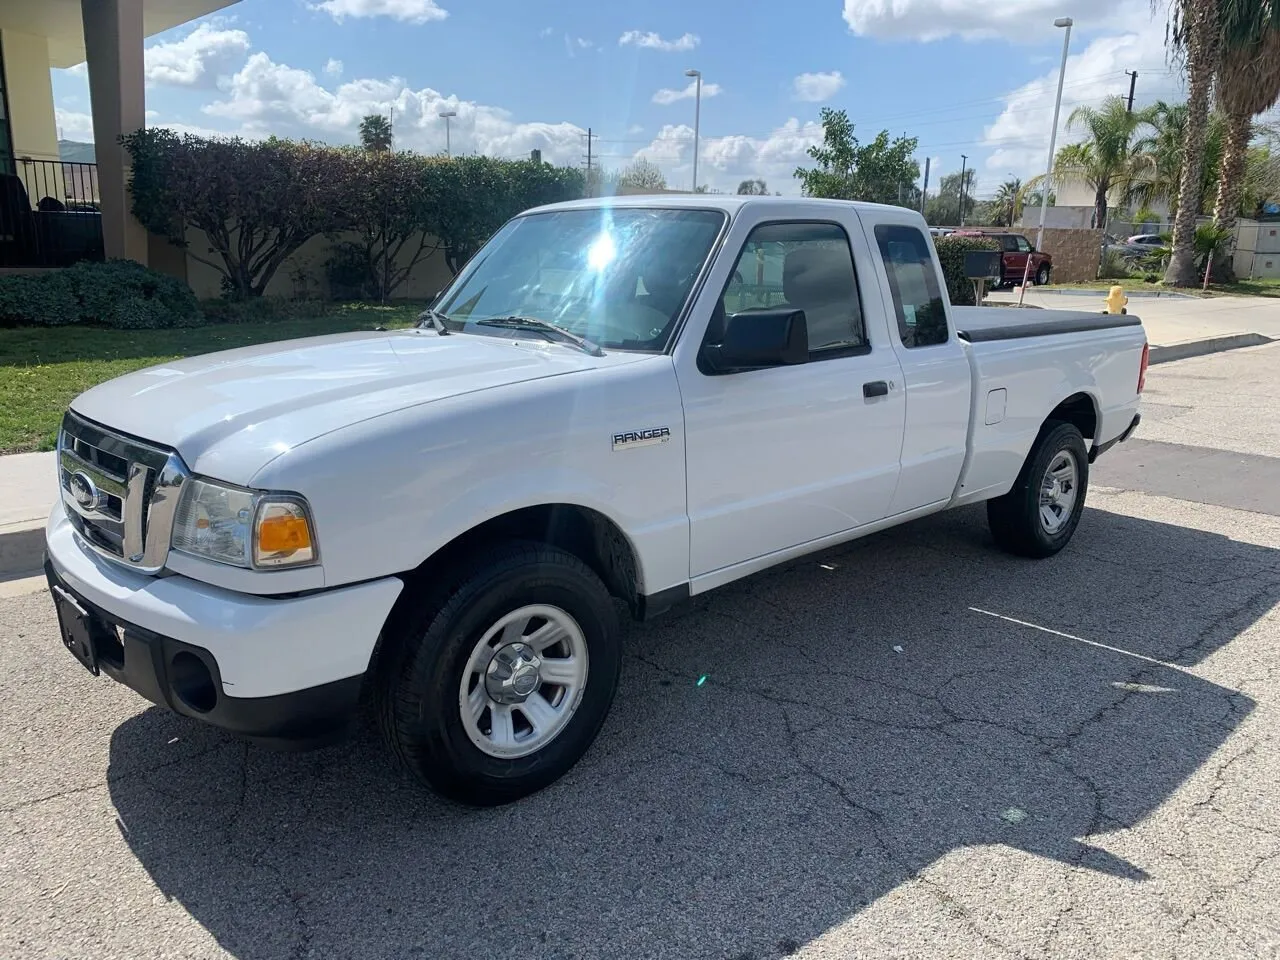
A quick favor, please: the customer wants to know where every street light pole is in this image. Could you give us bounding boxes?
[685,68,702,192]
[438,110,457,157]
[959,153,968,225]
[1019,16,1072,306]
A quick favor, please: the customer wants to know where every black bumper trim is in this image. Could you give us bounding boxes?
[44,558,364,750]
[1090,412,1142,463]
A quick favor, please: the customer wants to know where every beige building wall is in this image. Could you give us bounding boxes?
[1,30,59,162]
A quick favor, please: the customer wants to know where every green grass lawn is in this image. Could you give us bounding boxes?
[0,302,421,455]
[1053,277,1280,297]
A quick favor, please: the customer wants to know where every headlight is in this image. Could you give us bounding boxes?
[171,478,317,569]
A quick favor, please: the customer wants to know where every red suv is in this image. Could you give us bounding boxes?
[953,231,1052,287]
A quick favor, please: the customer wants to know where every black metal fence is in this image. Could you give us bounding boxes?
[0,158,105,267]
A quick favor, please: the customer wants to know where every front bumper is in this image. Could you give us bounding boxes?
[45,504,403,747]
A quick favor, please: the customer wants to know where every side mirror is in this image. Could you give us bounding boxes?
[702,308,809,373]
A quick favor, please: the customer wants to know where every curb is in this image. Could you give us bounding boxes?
[1148,332,1275,365]
[0,519,45,583]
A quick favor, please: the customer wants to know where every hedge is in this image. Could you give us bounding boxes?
[0,259,201,329]
[934,235,1001,306]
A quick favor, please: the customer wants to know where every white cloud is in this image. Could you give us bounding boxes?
[792,71,845,102]
[618,30,700,52]
[627,118,824,194]
[55,108,95,141]
[982,8,1180,178]
[324,58,344,76]
[652,80,722,105]
[627,123,645,134]
[145,23,251,87]
[842,0,1122,41]
[200,53,589,165]
[311,0,447,24]
[539,27,554,38]
[564,35,594,55]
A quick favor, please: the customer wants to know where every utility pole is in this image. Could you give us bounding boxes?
[920,157,930,215]
[582,128,596,196]
[959,154,968,225]
[1124,70,1138,113]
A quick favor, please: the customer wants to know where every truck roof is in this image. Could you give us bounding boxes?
[526,194,925,219]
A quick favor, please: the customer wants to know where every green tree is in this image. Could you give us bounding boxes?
[616,159,667,192]
[124,129,352,298]
[793,108,920,204]
[1163,0,1221,285]
[1130,101,1224,218]
[359,114,393,152]
[991,178,1023,227]
[736,178,769,195]
[924,169,975,226]
[1213,19,1280,239]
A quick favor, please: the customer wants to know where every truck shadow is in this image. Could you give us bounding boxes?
[105,502,1278,959]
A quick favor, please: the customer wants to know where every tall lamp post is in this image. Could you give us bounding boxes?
[958,153,968,225]
[1019,16,1072,306]
[685,68,702,192]
[438,110,457,157]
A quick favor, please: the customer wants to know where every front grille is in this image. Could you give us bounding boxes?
[58,412,189,572]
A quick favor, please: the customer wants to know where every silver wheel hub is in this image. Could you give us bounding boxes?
[459,604,589,760]
[1038,450,1079,534]
[485,642,543,704]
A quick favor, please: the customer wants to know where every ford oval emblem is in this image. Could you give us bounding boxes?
[69,471,102,511]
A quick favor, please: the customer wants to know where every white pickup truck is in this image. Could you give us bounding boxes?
[45,196,1147,805]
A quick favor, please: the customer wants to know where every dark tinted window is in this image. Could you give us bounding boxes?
[1015,236,1032,253]
[1001,235,1019,252]
[874,224,949,348]
[719,221,866,356]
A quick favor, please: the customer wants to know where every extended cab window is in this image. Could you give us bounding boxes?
[873,224,949,349]
[718,221,867,356]
[1015,236,1033,253]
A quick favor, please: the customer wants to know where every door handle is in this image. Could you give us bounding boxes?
[863,381,889,398]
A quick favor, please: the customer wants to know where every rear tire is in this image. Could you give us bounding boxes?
[376,542,621,806]
[987,421,1088,558]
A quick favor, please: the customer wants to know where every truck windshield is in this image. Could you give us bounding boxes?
[432,207,726,352]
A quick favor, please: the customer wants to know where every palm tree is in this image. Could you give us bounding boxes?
[992,178,1023,226]
[1212,21,1280,238]
[1164,0,1221,286]
[359,114,393,153]
[1131,100,1226,218]
[1051,96,1157,230]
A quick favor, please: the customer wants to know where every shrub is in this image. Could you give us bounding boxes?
[0,260,200,329]
[934,235,1000,306]
[1099,249,1132,280]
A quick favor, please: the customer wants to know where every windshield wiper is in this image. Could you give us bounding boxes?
[416,307,452,335]
[474,316,604,357]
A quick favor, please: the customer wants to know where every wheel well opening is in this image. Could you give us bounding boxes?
[407,505,641,614]
[1046,393,1097,440]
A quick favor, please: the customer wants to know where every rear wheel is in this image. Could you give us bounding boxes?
[376,542,621,806]
[987,421,1088,558]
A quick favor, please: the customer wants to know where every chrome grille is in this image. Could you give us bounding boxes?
[58,411,189,573]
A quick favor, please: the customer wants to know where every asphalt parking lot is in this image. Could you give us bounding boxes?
[2,344,1279,960]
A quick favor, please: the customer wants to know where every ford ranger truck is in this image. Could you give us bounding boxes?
[45,197,1146,806]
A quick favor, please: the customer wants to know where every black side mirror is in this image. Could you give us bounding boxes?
[702,308,809,374]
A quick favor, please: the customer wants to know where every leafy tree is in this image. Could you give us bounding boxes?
[1131,100,1224,219]
[924,170,975,226]
[991,178,1023,227]
[124,129,351,298]
[736,178,769,195]
[359,114,393,153]
[793,108,919,204]
[616,159,667,192]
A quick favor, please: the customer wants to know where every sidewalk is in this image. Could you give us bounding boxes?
[0,451,54,580]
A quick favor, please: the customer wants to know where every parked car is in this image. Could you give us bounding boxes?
[45,196,1146,806]
[1105,233,1165,260]
[953,230,1053,286]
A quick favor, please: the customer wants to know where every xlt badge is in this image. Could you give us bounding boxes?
[612,427,671,451]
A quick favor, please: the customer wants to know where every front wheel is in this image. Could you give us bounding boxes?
[987,421,1088,558]
[1035,264,1052,286]
[376,543,621,806]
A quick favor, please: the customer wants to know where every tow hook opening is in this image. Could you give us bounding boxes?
[170,651,218,713]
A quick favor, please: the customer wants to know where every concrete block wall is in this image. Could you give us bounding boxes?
[1038,227,1101,283]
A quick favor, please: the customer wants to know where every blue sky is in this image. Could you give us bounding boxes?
[51,0,1183,197]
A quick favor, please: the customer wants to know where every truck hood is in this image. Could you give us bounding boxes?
[71,328,645,484]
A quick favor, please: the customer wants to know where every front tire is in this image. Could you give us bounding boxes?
[987,421,1088,558]
[1035,264,1052,286]
[376,543,621,806]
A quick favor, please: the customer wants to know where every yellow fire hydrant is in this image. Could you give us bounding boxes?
[1104,285,1128,315]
